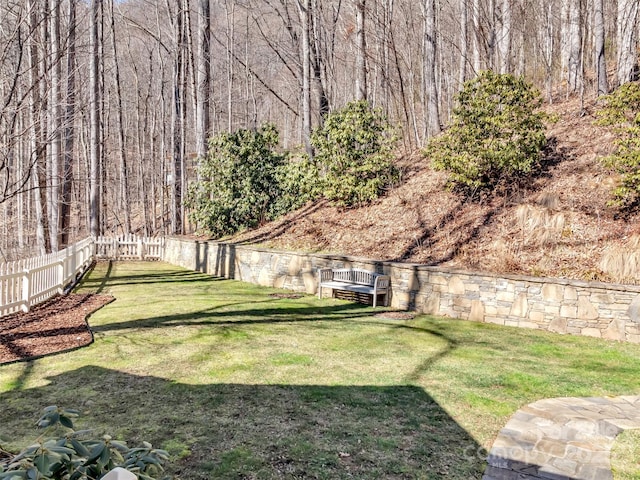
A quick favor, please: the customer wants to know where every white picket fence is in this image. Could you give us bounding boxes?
[0,237,94,317]
[0,235,165,317]
[94,235,164,260]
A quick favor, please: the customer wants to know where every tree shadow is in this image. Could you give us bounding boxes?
[393,201,498,265]
[232,201,326,246]
[393,137,572,265]
[0,366,486,479]
[79,263,223,290]
[89,301,379,334]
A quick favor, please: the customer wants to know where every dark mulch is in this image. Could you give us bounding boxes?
[0,294,114,365]
[373,311,416,320]
[268,293,304,299]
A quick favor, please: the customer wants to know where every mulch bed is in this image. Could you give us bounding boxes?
[0,294,114,365]
[373,311,416,320]
[269,293,304,299]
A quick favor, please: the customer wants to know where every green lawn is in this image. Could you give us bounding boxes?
[1,261,639,479]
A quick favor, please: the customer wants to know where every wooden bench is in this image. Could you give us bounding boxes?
[317,268,390,307]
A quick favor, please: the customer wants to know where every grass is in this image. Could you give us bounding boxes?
[1,261,640,479]
[613,430,640,480]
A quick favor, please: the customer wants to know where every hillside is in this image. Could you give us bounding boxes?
[228,95,639,284]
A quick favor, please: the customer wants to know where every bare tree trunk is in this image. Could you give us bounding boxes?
[60,0,76,247]
[566,0,583,95]
[594,0,608,95]
[226,1,235,131]
[355,0,367,100]
[497,0,511,74]
[109,0,131,234]
[27,0,48,254]
[196,0,211,159]
[48,0,62,251]
[471,0,481,73]
[171,1,187,235]
[616,0,639,86]
[310,0,330,121]
[488,0,496,70]
[297,0,313,158]
[459,0,468,86]
[424,0,440,137]
[541,3,555,103]
[89,0,101,238]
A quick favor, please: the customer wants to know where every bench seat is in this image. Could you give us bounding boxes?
[317,268,390,307]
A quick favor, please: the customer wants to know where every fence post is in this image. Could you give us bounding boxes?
[21,270,30,312]
[70,243,77,283]
[138,238,144,260]
[57,260,65,294]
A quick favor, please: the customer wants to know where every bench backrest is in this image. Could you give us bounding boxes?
[332,268,377,286]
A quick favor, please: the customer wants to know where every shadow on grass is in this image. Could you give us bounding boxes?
[81,265,221,292]
[0,366,485,479]
[90,300,375,333]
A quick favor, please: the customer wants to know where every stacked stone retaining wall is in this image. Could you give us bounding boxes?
[164,237,640,343]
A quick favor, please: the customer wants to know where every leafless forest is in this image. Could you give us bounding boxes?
[0,0,637,261]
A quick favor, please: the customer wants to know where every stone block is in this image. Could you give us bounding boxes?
[529,311,546,323]
[542,284,564,302]
[424,294,441,314]
[258,268,273,286]
[577,296,599,320]
[545,305,560,315]
[302,271,317,294]
[485,316,505,325]
[510,293,529,317]
[274,275,286,289]
[591,293,614,304]
[549,317,568,334]
[628,295,640,323]
[564,286,578,301]
[528,285,542,296]
[626,325,640,335]
[581,327,602,338]
[469,300,485,322]
[485,305,498,315]
[603,319,626,341]
[560,305,577,318]
[497,291,515,302]
[608,303,630,312]
[288,256,301,275]
[518,321,539,330]
[453,297,472,309]
[465,283,481,292]
[448,276,466,295]
[431,275,448,286]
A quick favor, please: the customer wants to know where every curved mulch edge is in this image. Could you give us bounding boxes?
[0,294,115,366]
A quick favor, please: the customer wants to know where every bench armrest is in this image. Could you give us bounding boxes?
[318,268,334,283]
[374,275,390,291]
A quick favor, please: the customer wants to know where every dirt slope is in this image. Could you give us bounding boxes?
[229,96,639,283]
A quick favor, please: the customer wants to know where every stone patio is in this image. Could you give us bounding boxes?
[483,396,640,480]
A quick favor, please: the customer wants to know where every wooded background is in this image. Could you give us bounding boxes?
[0,0,637,260]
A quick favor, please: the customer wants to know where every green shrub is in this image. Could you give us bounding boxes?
[311,100,399,207]
[187,124,285,238]
[0,406,169,480]
[596,81,640,209]
[425,71,547,195]
[269,155,321,219]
